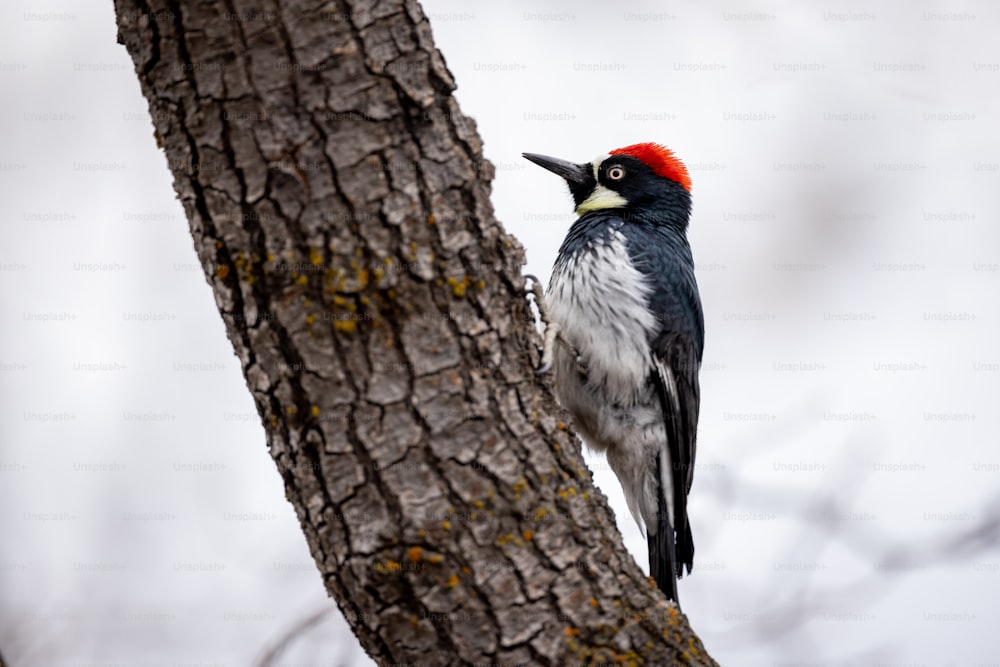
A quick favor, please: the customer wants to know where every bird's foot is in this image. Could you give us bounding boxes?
[524,274,556,375]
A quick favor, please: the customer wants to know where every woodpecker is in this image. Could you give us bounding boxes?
[524,143,703,604]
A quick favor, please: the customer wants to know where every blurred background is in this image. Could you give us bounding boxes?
[2,0,998,665]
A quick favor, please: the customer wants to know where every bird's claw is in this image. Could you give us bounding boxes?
[524,274,557,374]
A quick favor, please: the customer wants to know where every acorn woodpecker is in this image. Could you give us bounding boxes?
[524,143,703,604]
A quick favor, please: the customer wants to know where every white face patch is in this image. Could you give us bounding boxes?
[575,153,628,215]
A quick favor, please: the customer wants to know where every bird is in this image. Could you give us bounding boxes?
[523,142,703,605]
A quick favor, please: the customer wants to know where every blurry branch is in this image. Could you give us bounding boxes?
[254,607,334,667]
[700,420,1000,652]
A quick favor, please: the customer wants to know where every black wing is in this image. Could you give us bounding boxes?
[630,228,704,579]
[650,340,700,577]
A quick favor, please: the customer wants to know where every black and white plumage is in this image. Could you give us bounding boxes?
[524,143,703,604]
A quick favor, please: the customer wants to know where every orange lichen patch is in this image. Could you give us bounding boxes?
[589,597,598,608]
[461,566,471,575]
[556,421,567,430]
[668,606,678,618]
[427,215,436,225]
[521,530,534,542]
[447,573,459,588]
[564,627,580,637]
[216,264,230,280]
[407,546,422,564]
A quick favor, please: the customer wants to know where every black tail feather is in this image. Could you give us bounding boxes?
[649,454,680,604]
[677,515,694,577]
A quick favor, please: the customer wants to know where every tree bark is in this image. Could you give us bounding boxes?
[114,0,717,664]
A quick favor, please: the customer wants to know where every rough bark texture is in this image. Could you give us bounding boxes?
[114,0,717,664]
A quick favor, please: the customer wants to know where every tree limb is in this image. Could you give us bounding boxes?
[114,0,717,663]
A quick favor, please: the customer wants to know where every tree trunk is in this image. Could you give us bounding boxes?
[114,0,717,664]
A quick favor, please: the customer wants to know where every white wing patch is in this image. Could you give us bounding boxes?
[653,356,680,523]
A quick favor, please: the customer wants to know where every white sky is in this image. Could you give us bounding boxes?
[1,0,998,665]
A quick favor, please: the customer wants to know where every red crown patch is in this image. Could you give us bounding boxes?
[609,142,691,192]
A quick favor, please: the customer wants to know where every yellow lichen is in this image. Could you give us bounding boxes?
[310,405,320,418]
[334,319,356,334]
[447,275,471,298]
[407,546,422,563]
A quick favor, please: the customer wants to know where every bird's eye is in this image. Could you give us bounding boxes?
[607,165,626,180]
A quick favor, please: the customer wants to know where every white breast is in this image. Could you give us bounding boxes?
[546,229,655,406]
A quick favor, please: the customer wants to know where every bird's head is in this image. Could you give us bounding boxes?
[523,142,692,228]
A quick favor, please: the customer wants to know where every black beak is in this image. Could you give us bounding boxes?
[522,152,591,185]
